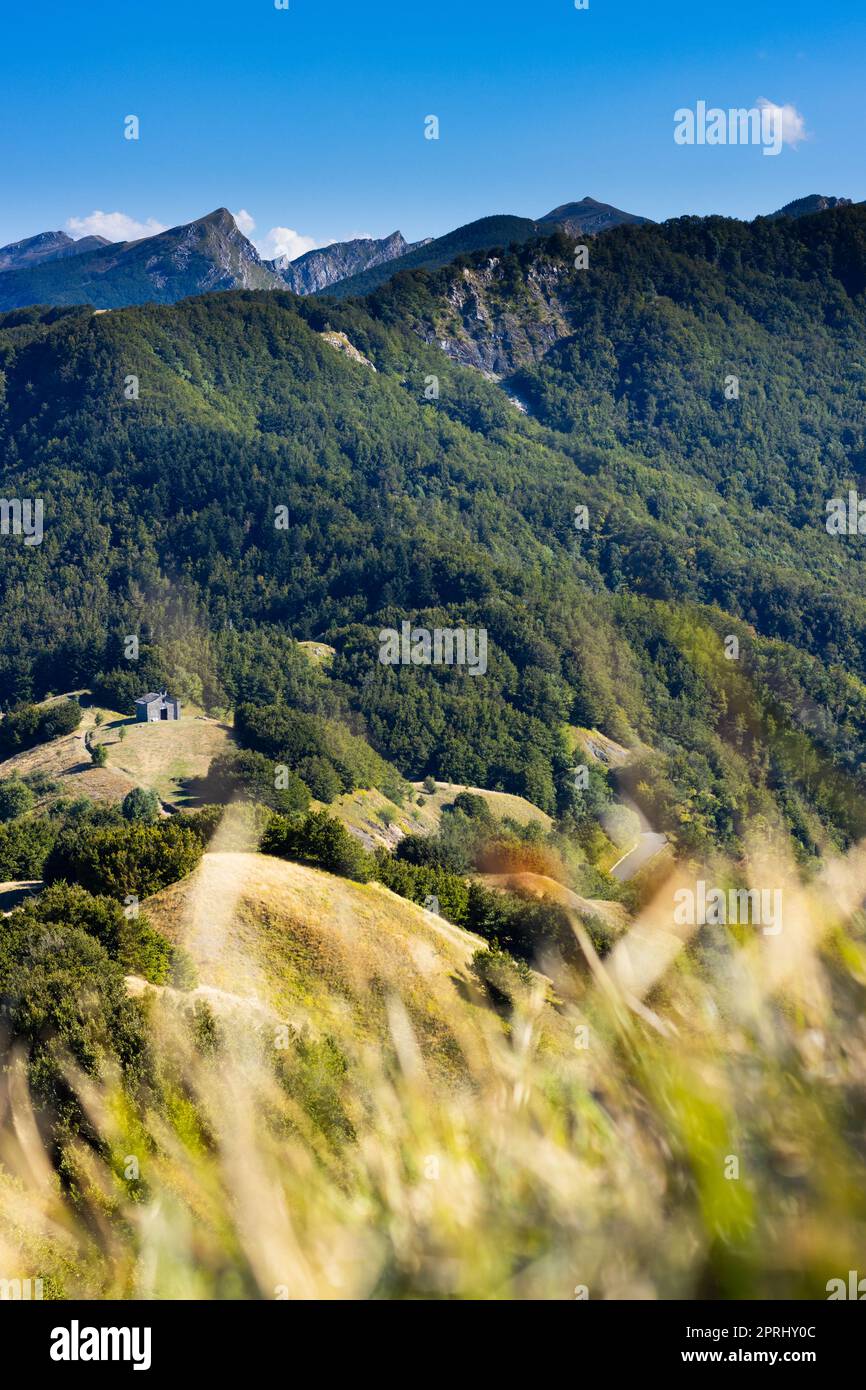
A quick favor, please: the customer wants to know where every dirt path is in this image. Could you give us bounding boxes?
[609,792,668,882]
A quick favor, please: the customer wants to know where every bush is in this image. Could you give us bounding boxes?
[207,749,310,814]
[463,879,590,967]
[449,791,494,823]
[92,666,163,716]
[0,815,57,879]
[474,836,564,879]
[374,849,470,924]
[296,755,342,803]
[43,821,203,899]
[172,804,226,846]
[0,698,80,757]
[0,777,35,822]
[0,915,149,1122]
[17,881,174,983]
[168,945,198,990]
[600,803,641,850]
[121,787,161,824]
[235,702,404,801]
[261,810,373,882]
[472,946,533,1010]
[23,770,60,796]
[90,742,108,767]
[56,797,123,829]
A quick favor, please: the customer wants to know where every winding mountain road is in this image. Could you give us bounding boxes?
[608,791,668,882]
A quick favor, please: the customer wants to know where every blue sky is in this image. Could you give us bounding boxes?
[1,0,864,255]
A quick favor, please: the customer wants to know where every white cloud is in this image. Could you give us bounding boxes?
[756,98,809,147]
[232,208,256,236]
[229,208,321,262]
[255,225,320,262]
[66,210,167,243]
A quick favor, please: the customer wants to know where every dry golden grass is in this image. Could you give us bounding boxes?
[2,806,866,1301]
[145,847,496,1078]
[0,703,135,809]
[332,780,552,851]
[296,640,336,669]
[97,715,233,808]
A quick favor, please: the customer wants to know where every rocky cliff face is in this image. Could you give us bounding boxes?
[408,255,575,377]
[138,208,283,294]
[273,231,409,294]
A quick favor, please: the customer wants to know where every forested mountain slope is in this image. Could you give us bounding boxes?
[2,203,866,860]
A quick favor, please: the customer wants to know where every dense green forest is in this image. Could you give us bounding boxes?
[2,205,866,861]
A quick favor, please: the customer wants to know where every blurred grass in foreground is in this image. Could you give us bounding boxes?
[2,817,866,1300]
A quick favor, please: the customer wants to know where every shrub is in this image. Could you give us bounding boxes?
[474,836,564,879]
[449,791,494,823]
[90,743,108,767]
[373,849,470,924]
[23,770,60,796]
[296,755,342,803]
[600,803,641,850]
[0,816,57,879]
[0,777,36,822]
[235,702,404,801]
[472,946,533,1010]
[121,787,161,823]
[0,915,149,1121]
[92,666,163,716]
[43,821,203,899]
[0,698,80,757]
[173,804,226,846]
[168,945,198,990]
[207,749,310,814]
[261,810,373,882]
[464,880,589,967]
[18,881,174,983]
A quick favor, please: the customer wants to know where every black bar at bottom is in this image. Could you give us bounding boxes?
[0,1297,860,1376]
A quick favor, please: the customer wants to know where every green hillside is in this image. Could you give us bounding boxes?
[3,206,866,1304]
[2,206,866,867]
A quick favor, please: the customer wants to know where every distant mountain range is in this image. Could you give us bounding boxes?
[0,194,853,312]
[275,231,421,294]
[0,228,111,272]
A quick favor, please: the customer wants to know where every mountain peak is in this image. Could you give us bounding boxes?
[198,207,238,229]
[272,230,411,294]
[0,228,114,272]
[0,207,281,309]
[764,194,853,222]
[0,230,73,271]
[538,197,652,236]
